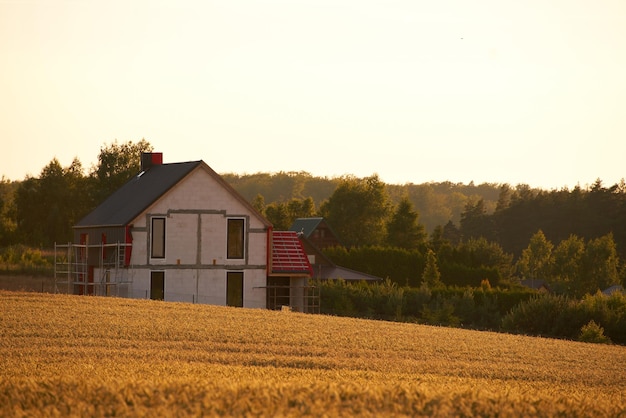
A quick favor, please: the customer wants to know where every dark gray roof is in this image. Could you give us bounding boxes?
[289,217,324,237]
[75,161,202,228]
[602,285,624,296]
[520,279,550,290]
[289,217,342,243]
[312,264,382,282]
[298,234,382,282]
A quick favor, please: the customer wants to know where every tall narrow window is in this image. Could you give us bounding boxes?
[150,271,165,301]
[227,272,244,307]
[227,218,244,259]
[151,217,166,259]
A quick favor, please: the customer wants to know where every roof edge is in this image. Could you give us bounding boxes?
[198,161,272,228]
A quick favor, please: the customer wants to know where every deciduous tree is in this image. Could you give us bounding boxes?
[515,230,553,285]
[551,234,585,295]
[579,233,620,296]
[320,175,391,247]
[91,139,153,201]
[0,177,17,246]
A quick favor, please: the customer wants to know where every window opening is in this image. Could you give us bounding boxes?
[151,217,166,259]
[150,271,165,300]
[227,272,244,307]
[227,218,245,259]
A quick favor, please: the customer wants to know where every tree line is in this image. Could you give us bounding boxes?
[1,139,625,298]
[0,139,153,246]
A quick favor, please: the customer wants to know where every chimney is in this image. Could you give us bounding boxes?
[141,152,163,171]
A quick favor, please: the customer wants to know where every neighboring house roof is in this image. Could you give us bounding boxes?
[520,279,550,291]
[75,160,271,229]
[290,217,325,237]
[311,264,382,282]
[299,234,382,282]
[270,231,313,276]
[289,217,343,247]
[602,285,624,296]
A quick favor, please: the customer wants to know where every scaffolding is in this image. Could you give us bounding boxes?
[54,242,132,297]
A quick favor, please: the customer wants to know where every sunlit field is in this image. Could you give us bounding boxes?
[1,291,625,417]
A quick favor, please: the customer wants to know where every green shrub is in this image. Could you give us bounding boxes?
[421,295,460,327]
[502,291,626,344]
[578,320,611,344]
[402,284,431,319]
[0,245,52,275]
[501,294,574,337]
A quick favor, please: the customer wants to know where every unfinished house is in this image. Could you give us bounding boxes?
[54,153,318,312]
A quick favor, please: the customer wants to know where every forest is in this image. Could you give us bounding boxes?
[1,139,625,301]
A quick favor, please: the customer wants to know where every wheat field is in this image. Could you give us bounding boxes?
[1,290,625,417]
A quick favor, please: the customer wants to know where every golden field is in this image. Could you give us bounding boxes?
[1,290,625,417]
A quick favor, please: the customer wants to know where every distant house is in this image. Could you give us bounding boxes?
[602,284,624,296]
[290,217,342,249]
[290,218,382,282]
[55,153,317,312]
[520,279,551,293]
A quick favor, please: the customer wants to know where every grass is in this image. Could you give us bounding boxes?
[1,291,625,417]
[0,274,55,293]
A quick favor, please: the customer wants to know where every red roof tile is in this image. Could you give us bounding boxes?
[270,231,312,276]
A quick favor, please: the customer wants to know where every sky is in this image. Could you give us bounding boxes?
[2,1,625,190]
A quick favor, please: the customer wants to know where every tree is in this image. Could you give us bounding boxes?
[251,194,266,215]
[421,249,442,287]
[264,197,316,230]
[579,233,620,296]
[14,158,90,246]
[456,237,513,280]
[319,175,391,247]
[442,220,461,246]
[386,196,426,250]
[0,177,17,246]
[495,183,512,212]
[91,139,153,201]
[460,198,492,240]
[516,230,553,285]
[429,225,446,252]
[264,203,290,230]
[551,234,585,295]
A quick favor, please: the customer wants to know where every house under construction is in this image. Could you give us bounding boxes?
[54,152,319,312]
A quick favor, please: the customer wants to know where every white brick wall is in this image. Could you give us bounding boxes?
[123,165,269,308]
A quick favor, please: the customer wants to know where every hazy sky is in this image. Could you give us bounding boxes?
[2,1,625,189]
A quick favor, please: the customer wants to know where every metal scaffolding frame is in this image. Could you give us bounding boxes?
[54,242,132,297]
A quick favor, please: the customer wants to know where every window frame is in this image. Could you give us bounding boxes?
[151,217,166,259]
[226,218,245,259]
[226,271,244,307]
[150,271,165,301]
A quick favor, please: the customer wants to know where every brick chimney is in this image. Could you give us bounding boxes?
[141,152,163,171]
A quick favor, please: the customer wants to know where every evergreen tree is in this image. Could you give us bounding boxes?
[386,196,426,249]
[442,220,461,246]
[422,249,442,287]
[460,198,492,240]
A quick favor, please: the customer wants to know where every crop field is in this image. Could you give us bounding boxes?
[1,291,625,417]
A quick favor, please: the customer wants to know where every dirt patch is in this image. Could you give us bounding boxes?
[0,275,56,293]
